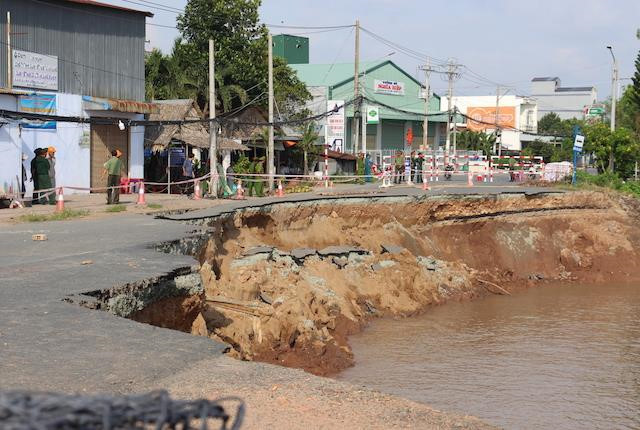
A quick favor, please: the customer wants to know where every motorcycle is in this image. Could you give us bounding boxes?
[444,165,454,181]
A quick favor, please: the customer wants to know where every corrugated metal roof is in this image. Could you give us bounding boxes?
[290,60,389,87]
[532,77,559,82]
[62,0,153,17]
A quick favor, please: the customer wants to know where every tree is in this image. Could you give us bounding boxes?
[298,122,320,175]
[456,130,495,157]
[173,0,311,115]
[631,49,640,112]
[538,112,564,136]
[145,45,198,101]
[584,122,640,177]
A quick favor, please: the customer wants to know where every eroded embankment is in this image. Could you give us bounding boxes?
[83,191,640,376]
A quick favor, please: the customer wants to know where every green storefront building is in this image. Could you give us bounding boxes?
[290,59,451,155]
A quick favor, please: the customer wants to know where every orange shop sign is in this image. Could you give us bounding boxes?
[466,106,515,132]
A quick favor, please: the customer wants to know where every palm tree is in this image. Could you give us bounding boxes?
[299,122,320,176]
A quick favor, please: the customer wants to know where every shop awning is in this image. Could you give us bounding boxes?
[82,96,159,114]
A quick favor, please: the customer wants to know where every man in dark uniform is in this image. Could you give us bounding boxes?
[34,149,54,205]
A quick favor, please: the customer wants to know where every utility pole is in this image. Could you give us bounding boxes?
[607,45,618,172]
[268,32,275,190]
[419,62,433,152]
[494,85,500,156]
[6,12,11,88]
[208,39,218,198]
[443,60,460,164]
[353,19,360,155]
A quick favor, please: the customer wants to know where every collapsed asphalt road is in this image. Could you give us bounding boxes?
[0,185,550,429]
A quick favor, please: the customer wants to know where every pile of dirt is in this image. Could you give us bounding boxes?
[140,191,640,375]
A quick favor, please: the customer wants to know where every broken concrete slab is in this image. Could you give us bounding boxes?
[381,244,405,255]
[332,256,348,269]
[318,245,368,257]
[372,260,397,271]
[417,256,439,271]
[230,253,269,268]
[243,245,274,256]
[291,248,317,261]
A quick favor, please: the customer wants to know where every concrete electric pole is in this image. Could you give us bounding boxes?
[607,45,618,172]
[208,39,218,198]
[353,19,360,155]
[443,60,460,164]
[494,85,500,156]
[268,32,275,190]
[419,62,434,155]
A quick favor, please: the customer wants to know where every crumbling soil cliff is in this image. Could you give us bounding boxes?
[131,191,640,375]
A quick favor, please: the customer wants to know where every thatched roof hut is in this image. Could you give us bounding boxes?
[145,100,248,152]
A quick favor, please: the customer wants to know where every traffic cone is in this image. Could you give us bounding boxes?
[467,170,474,187]
[55,187,65,212]
[422,175,430,191]
[276,179,284,197]
[194,180,202,200]
[235,180,246,200]
[136,181,146,205]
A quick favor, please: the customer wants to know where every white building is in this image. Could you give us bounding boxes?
[531,77,597,120]
[441,94,538,151]
[0,0,154,198]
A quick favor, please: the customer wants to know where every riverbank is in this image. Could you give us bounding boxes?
[113,190,640,376]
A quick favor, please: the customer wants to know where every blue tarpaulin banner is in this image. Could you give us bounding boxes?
[18,94,57,130]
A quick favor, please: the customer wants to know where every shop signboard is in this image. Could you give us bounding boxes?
[373,79,405,96]
[326,100,345,152]
[18,94,57,130]
[366,105,379,124]
[466,106,515,132]
[12,49,58,91]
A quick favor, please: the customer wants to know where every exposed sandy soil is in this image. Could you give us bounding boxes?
[129,191,640,377]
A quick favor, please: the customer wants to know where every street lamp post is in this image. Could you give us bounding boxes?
[607,45,618,172]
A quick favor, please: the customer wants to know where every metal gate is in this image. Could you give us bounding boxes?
[90,124,129,190]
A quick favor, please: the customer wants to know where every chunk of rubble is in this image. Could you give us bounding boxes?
[332,256,348,269]
[243,245,274,257]
[318,245,368,257]
[290,248,317,262]
[231,253,269,268]
[380,244,404,255]
[417,256,439,271]
[372,260,397,271]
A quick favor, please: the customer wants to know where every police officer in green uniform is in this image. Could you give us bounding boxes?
[34,149,54,205]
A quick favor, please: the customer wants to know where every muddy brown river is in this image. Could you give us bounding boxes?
[338,283,640,429]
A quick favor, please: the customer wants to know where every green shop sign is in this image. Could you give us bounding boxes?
[366,105,379,124]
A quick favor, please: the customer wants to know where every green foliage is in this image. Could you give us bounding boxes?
[456,130,495,157]
[19,209,89,223]
[632,50,640,112]
[105,204,127,213]
[154,0,311,115]
[537,112,564,136]
[146,203,163,209]
[233,155,252,174]
[522,140,555,161]
[297,122,320,175]
[584,122,640,178]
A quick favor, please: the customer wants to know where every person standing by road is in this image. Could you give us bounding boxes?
[394,150,404,184]
[34,149,54,205]
[47,146,57,189]
[103,149,124,205]
[182,152,195,194]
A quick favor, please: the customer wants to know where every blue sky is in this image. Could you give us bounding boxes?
[110,0,639,99]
